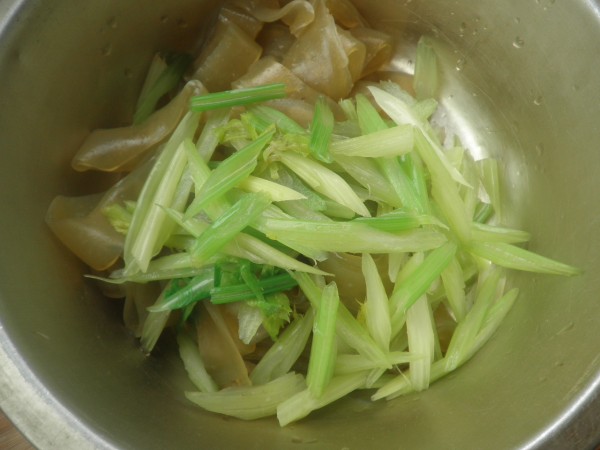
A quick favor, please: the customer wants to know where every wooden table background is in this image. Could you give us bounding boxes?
[0,410,33,450]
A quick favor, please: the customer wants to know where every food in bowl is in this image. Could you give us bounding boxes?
[45,0,580,426]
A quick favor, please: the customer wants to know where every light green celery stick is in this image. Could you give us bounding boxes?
[406,295,435,391]
[239,175,307,202]
[148,269,214,312]
[322,200,356,220]
[294,273,390,366]
[125,112,202,273]
[246,105,306,135]
[276,151,371,217]
[388,253,408,283]
[183,137,211,195]
[177,330,218,393]
[334,352,417,375]
[140,282,173,353]
[185,130,274,219]
[251,309,315,385]
[277,371,369,427]
[389,242,457,321]
[260,218,447,254]
[414,129,471,241]
[471,222,531,244]
[459,152,480,221]
[354,210,445,233]
[333,155,403,207]
[473,202,494,224]
[339,97,358,122]
[356,93,388,134]
[468,241,582,276]
[190,192,272,265]
[329,126,414,158]
[413,36,438,101]
[476,158,502,221]
[440,257,467,322]
[444,269,502,371]
[309,97,335,163]
[413,98,439,121]
[186,372,305,420]
[378,156,425,213]
[197,108,231,161]
[402,151,432,214]
[306,283,340,397]
[362,253,391,351]
[372,359,448,400]
[95,265,205,284]
[277,200,333,222]
[189,83,287,112]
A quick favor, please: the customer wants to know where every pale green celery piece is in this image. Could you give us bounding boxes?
[473,202,494,224]
[459,152,480,221]
[334,352,417,375]
[236,303,264,344]
[329,125,414,158]
[406,295,435,391]
[277,371,369,427]
[189,83,287,112]
[196,108,231,162]
[306,283,340,397]
[277,200,333,222]
[95,263,206,284]
[183,137,211,195]
[389,242,458,321]
[246,105,306,135]
[185,130,274,219]
[277,151,371,217]
[140,283,173,353]
[339,97,358,122]
[413,36,439,101]
[388,253,408,283]
[400,152,431,214]
[333,155,403,207]
[362,253,391,351]
[378,156,424,213]
[217,118,256,150]
[354,210,445,233]
[369,86,469,187]
[321,200,356,220]
[260,218,447,254]
[379,80,417,107]
[177,330,219,393]
[440,257,467,322]
[124,112,202,274]
[468,241,582,276]
[186,372,305,421]
[309,97,335,163]
[444,269,502,371]
[333,121,362,138]
[372,358,448,401]
[271,167,327,212]
[135,53,167,116]
[413,98,439,121]
[148,268,214,312]
[476,158,502,221]
[294,273,390,366]
[413,129,471,242]
[471,222,531,244]
[251,308,315,385]
[190,192,272,265]
[356,93,388,134]
[238,175,307,202]
[102,203,132,235]
[366,368,387,388]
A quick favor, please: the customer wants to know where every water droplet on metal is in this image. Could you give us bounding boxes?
[455,58,466,71]
[512,37,525,49]
[533,95,543,106]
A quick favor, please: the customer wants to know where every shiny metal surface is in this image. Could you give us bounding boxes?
[0,0,599,449]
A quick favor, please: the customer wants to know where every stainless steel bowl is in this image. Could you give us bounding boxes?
[1,1,599,448]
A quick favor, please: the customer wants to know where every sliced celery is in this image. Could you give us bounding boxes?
[362,253,391,351]
[471,222,531,244]
[309,97,335,163]
[406,295,435,391]
[190,83,287,112]
[413,37,438,101]
[330,126,413,158]
[246,105,306,135]
[239,175,307,202]
[177,330,219,393]
[440,257,467,322]
[210,272,298,304]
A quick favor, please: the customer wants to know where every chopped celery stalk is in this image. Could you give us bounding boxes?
[190,193,272,264]
[250,309,315,385]
[362,253,391,351]
[406,295,435,391]
[376,156,425,213]
[177,330,219,393]
[182,137,211,194]
[239,175,307,202]
[306,283,340,397]
[210,272,298,304]
[356,93,388,134]
[277,371,369,427]
[401,152,431,214]
[246,105,306,135]
[372,359,448,401]
[276,151,371,217]
[473,202,494,224]
[134,52,192,124]
[125,112,202,274]
[186,372,306,420]
[444,269,502,371]
[259,218,447,254]
[185,130,274,218]
[102,203,133,235]
[468,241,582,276]
[413,98,439,121]
[190,83,287,112]
[309,97,335,163]
[389,242,458,319]
[334,352,417,375]
[148,269,214,312]
[477,158,502,221]
[353,210,444,233]
[413,37,438,101]
[197,109,231,161]
[471,222,531,244]
[140,282,173,353]
[440,257,467,322]
[330,126,414,158]
[339,97,358,122]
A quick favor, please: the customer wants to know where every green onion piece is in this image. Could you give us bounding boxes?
[309,97,335,163]
[148,268,214,312]
[251,308,315,385]
[413,36,438,101]
[186,372,306,420]
[185,130,274,219]
[134,52,192,124]
[306,282,340,397]
[361,253,391,351]
[468,241,582,276]
[406,295,435,391]
[471,222,531,244]
[190,192,272,265]
[330,125,414,158]
[177,330,219,393]
[210,272,298,304]
[246,105,306,135]
[190,83,287,112]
